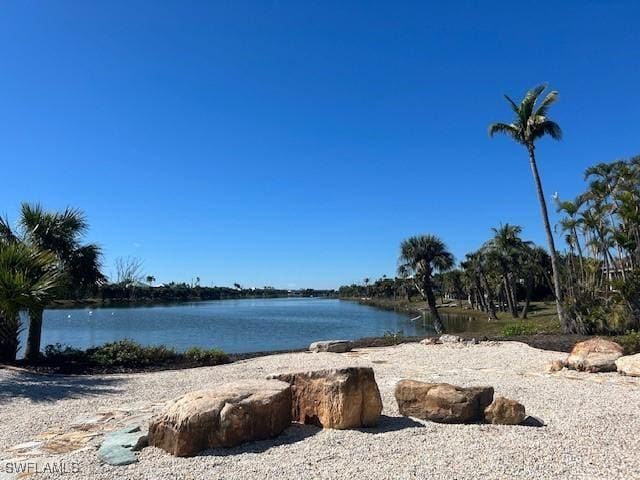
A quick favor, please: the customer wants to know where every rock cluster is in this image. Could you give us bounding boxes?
[149,367,383,457]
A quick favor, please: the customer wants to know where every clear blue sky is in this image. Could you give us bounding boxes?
[1,1,639,289]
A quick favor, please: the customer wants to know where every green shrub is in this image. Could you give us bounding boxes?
[43,343,88,363]
[87,340,177,367]
[501,323,540,337]
[616,330,640,354]
[183,346,229,365]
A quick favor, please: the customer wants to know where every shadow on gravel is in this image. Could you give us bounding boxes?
[198,423,321,457]
[0,368,124,403]
[358,415,424,434]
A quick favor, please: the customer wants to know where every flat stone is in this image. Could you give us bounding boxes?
[520,415,545,427]
[439,334,463,343]
[616,353,640,376]
[395,380,494,424]
[484,397,526,425]
[148,380,292,457]
[97,425,148,466]
[269,367,382,429]
[566,338,623,372]
[309,340,352,353]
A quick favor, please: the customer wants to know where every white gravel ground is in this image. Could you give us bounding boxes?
[1,341,639,480]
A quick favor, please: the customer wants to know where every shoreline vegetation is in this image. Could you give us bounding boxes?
[2,85,640,371]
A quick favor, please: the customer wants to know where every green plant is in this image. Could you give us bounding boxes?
[616,330,640,355]
[87,339,177,367]
[43,343,88,364]
[183,346,229,365]
[500,323,540,337]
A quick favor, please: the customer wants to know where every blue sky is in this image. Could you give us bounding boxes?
[1,1,639,289]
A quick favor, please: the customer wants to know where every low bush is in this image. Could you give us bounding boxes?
[43,343,88,364]
[183,346,229,365]
[615,330,640,354]
[500,323,541,337]
[40,339,228,372]
[87,340,177,367]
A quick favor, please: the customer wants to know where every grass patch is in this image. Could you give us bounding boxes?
[500,323,542,337]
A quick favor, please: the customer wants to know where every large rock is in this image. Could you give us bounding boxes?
[616,353,640,377]
[268,367,382,429]
[148,380,292,457]
[309,340,352,353]
[394,380,494,424]
[484,397,526,425]
[566,338,623,372]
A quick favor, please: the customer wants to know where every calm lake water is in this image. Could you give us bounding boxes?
[18,298,475,355]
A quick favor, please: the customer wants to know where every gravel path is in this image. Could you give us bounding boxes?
[1,341,639,479]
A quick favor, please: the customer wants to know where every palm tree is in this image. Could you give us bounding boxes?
[398,235,454,334]
[0,243,61,362]
[484,224,531,318]
[0,203,106,359]
[489,84,569,331]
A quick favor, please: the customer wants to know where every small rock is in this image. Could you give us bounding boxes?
[484,397,526,425]
[544,359,565,373]
[566,338,623,372]
[466,338,479,346]
[309,340,352,353]
[439,334,463,343]
[395,380,493,424]
[520,415,545,427]
[269,367,382,429]
[420,338,439,345]
[615,353,640,376]
[97,425,148,466]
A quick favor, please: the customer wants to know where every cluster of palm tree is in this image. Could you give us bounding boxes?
[557,156,640,333]
[459,224,552,321]
[0,203,106,361]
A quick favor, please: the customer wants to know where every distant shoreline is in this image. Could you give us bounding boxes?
[46,294,336,309]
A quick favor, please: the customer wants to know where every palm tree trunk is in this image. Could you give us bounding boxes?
[25,307,44,361]
[424,283,445,334]
[527,145,570,330]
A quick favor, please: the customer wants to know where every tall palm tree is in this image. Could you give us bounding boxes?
[398,234,454,334]
[489,84,569,331]
[0,203,106,359]
[0,243,61,362]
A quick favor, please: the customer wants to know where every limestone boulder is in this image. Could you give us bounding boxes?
[309,340,352,353]
[566,338,623,372]
[148,380,292,457]
[269,367,382,429]
[616,353,640,377]
[394,380,494,424]
[484,397,526,425]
